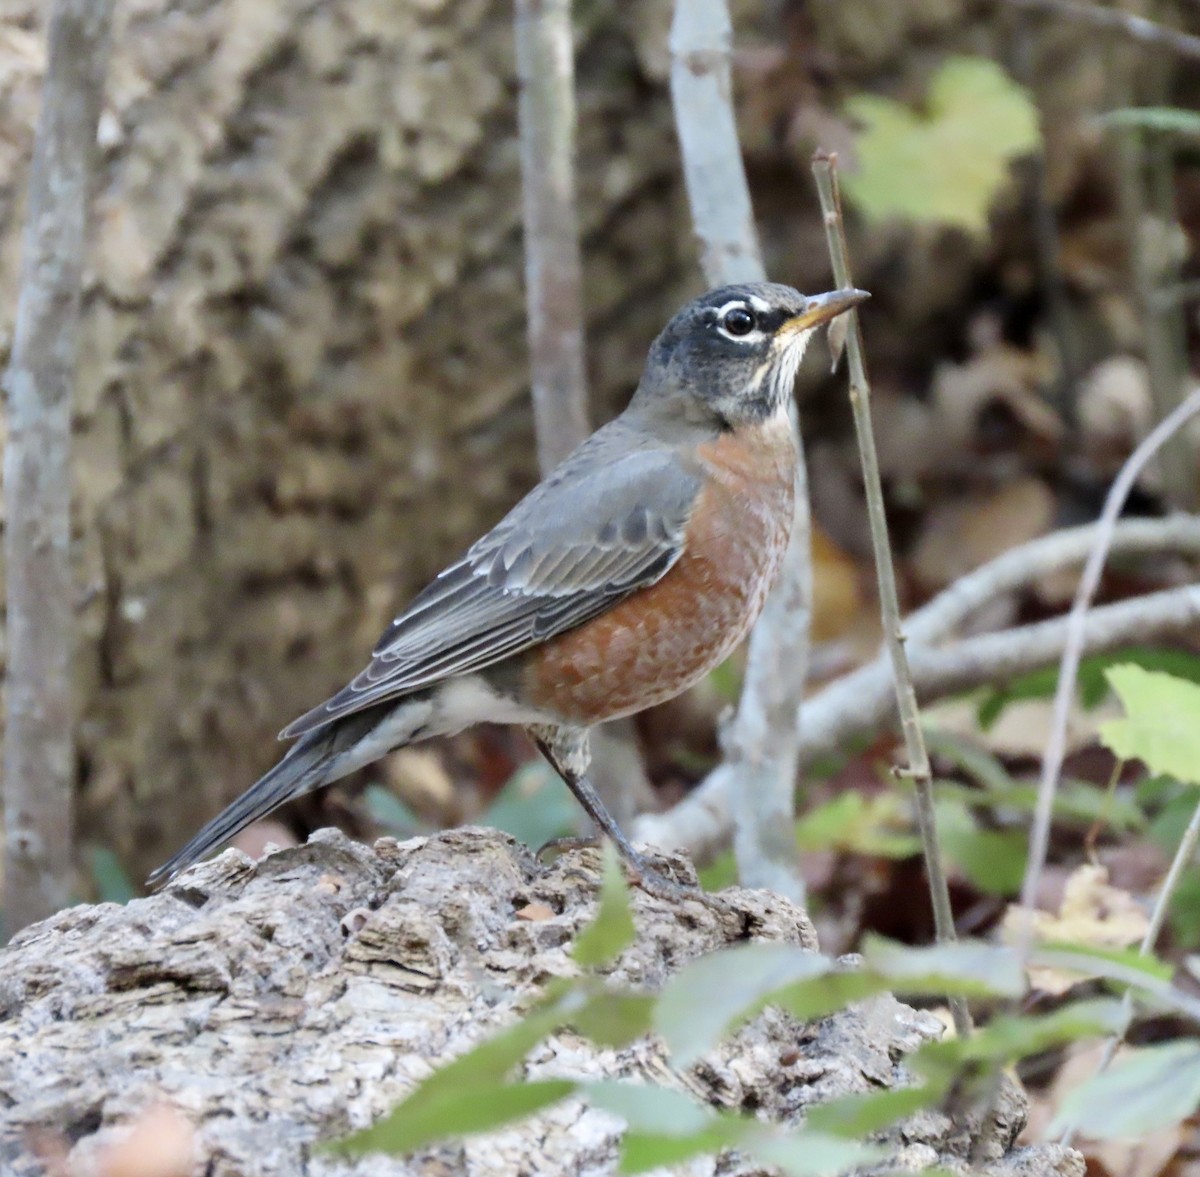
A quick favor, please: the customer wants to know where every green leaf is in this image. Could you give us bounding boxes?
[571,989,655,1048]
[795,791,922,858]
[362,785,424,836]
[842,56,1039,234]
[87,847,136,904]
[911,1000,1124,1093]
[588,1082,729,1174]
[933,776,1143,832]
[741,1129,882,1176]
[862,935,1026,998]
[697,850,737,892]
[935,797,1027,895]
[586,1081,715,1134]
[978,647,1200,727]
[1029,941,1173,986]
[655,943,830,1067]
[483,759,579,847]
[619,1129,729,1174]
[806,1085,942,1138]
[1099,106,1200,136]
[1099,665,1200,786]
[572,844,636,968]
[334,1078,576,1156]
[329,998,574,1156]
[1049,1040,1200,1139]
[587,1084,880,1176]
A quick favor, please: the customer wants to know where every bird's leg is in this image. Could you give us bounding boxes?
[527,723,692,898]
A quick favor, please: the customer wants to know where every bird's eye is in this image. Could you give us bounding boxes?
[720,306,756,337]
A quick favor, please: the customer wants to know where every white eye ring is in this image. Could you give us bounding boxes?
[715,300,764,342]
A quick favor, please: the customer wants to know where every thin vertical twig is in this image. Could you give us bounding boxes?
[514,0,651,821]
[811,153,970,1038]
[3,0,116,936]
[515,0,589,473]
[669,0,809,902]
[1020,386,1200,942]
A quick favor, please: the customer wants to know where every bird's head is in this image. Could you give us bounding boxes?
[636,282,869,428]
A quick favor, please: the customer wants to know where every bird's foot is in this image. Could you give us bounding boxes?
[536,835,724,909]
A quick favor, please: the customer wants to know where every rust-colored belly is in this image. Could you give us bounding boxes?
[524,420,796,725]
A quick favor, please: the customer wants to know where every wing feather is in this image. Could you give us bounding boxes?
[280,421,703,739]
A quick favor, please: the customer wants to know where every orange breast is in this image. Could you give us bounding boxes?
[524,418,796,725]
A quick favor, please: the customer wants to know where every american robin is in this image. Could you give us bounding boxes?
[149,282,868,887]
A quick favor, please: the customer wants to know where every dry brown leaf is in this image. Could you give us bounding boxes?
[92,1105,196,1177]
[231,819,297,862]
[811,524,863,642]
[515,902,556,922]
[1078,356,1153,477]
[1001,864,1149,995]
[382,747,456,813]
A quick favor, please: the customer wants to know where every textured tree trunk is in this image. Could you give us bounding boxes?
[0,830,1083,1177]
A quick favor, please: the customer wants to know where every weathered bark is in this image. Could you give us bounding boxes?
[0,830,1081,1176]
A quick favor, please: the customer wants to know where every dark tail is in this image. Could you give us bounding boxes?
[147,726,337,887]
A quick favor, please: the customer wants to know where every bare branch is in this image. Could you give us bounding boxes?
[1007,0,1200,61]
[669,0,808,902]
[635,516,1200,859]
[1021,388,1200,937]
[515,0,589,472]
[669,0,763,284]
[811,154,967,1035]
[3,0,116,934]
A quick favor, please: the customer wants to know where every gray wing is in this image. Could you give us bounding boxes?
[280,423,701,738]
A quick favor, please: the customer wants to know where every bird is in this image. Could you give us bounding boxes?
[149,281,869,888]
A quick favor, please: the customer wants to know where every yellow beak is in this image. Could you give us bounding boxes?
[779,287,870,335]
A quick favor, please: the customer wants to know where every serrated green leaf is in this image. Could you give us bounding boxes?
[655,943,830,1067]
[1049,1040,1200,1139]
[1099,665,1200,786]
[572,844,636,968]
[862,935,1026,998]
[842,56,1039,234]
[332,1078,576,1156]
[1099,106,1200,135]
